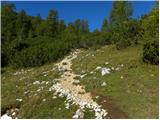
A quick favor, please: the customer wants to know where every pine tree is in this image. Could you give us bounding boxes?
[101,18,108,32]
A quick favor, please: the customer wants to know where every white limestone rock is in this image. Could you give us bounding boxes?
[101,68,110,76]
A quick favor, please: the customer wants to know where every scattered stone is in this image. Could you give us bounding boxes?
[121,64,124,67]
[101,68,110,76]
[72,114,79,119]
[12,112,16,116]
[115,67,120,71]
[41,81,46,84]
[65,103,70,109]
[105,62,109,65]
[13,72,19,76]
[42,99,46,102]
[86,54,89,57]
[90,71,94,74]
[95,96,99,99]
[46,81,49,85]
[37,89,41,92]
[72,109,84,119]
[101,82,107,87]
[49,88,52,91]
[33,81,40,85]
[81,70,85,74]
[43,74,47,76]
[58,108,61,110]
[58,66,65,72]
[111,67,114,70]
[51,83,107,119]
[120,76,123,79]
[96,66,101,70]
[16,99,23,102]
[48,50,108,119]
[24,91,29,95]
[80,74,87,78]
[73,80,80,84]
[52,96,57,99]
[1,114,12,119]
[59,93,64,97]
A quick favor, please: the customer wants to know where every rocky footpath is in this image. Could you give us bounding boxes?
[49,50,108,119]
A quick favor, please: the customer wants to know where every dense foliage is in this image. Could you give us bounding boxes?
[141,7,159,65]
[1,1,159,68]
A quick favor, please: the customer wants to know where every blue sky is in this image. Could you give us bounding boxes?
[7,1,156,31]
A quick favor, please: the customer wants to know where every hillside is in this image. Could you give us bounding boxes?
[1,44,158,119]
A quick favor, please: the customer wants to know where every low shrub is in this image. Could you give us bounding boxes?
[143,40,159,65]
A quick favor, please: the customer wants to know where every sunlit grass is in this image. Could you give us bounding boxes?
[72,44,158,118]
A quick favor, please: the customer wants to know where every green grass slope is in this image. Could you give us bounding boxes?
[1,63,80,118]
[1,44,158,119]
[71,45,159,118]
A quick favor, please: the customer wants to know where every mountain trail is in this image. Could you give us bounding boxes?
[50,49,108,119]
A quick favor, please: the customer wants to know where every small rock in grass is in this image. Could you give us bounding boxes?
[46,81,49,84]
[111,67,114,70]
[43,74,47,76]
[52,96,57,99]
[121,64,124,67]
[58,108,61,110]
[37,89,41,92]
[65,103,70,109]
[72,114,79,119]
[41,81,46,84]
[53,92,57,96]
[101,82,107,87]
[90,71,94,74]
[16,99,23,102]
[72,109,84,119]
[80,74,87,78]
[24,91,29,95]
[12,112,16,116]
[42,99,46,102]
[120,76,123,79]
[115,67,119,71]
[81,70,85,74]
[105,62,109,65]
[96,96,99,99]
[101,68,110,76]
[49,88,52,91]
[33,81,40,85]
[59,93,64,97]
[13,72,19,75]
[96,66,101,70]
